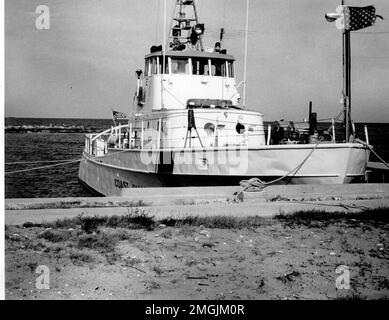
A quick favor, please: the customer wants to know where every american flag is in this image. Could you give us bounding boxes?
[344,6,379,31]
[112,109,128,122]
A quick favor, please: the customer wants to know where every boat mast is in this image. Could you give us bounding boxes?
[342,0,351,142]
[168,0,203,52]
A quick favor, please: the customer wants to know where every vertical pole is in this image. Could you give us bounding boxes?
[141,120,144,149]
[157,118,162,149]
[161,0,167,109]
[242,0,249,108]
[344,29,351,142]
[342,0,351,142]
[267,124,271,145]
[129,122,132,149]
[308,101,312,134]
[119,124,121,148]
[364,125,369,145]
[214,120,218,147]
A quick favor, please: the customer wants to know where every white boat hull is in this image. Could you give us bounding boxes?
[78,143,370,196]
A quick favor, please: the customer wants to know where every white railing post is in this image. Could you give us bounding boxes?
[267,124,271,145]
[364,125,369,145]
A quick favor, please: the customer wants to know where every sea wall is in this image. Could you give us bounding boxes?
[5,125,94,133]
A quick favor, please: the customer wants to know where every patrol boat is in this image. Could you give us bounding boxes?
[78,0,370,196]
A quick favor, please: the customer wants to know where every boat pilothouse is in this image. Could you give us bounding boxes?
[132,0,264,150]
[133,49,265,149]
[79,0,371,196]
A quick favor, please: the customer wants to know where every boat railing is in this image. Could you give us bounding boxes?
[85,124,129,156]
[84,116,341,157]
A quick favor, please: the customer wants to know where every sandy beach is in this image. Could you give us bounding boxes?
[5,208,389,300]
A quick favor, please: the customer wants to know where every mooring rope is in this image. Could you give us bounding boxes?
[5,159,83,175]
[5,159,79,165]
[356,139,389,169]
[234,143,320,201]
[4,147,135,175]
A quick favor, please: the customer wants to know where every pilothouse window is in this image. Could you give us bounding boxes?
[170,58,189,74]
[151,57,158,75]
[158,56,168,74]
[227,61,234,77]
[210,59,227,77]
[192,58,210,75]
[144,59,150,76]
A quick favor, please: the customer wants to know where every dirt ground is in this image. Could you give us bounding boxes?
[5,211,389,300]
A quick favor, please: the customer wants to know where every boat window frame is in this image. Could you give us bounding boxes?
[169,56,191,75]
[155,56,168,74]
[144,58,150,76]
[191,57,211,76]
[151,57,158,75]
[227,60,234,78]
[210,59,228,77]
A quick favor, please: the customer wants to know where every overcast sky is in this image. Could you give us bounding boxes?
[5,0,389,122]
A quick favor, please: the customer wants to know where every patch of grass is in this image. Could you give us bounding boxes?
[77,232,117,252]
[22,222,35,228]
[274,207,389,228]
[39,209,155,231]
[24,239,48,251]
[38,229,72,242]
[69,249,95,265]
[160,215,270,229]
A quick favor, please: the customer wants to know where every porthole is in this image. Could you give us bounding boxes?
[204,122,215,136]
[236,123,245,134]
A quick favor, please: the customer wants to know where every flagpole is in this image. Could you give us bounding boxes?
[342,0,351,141]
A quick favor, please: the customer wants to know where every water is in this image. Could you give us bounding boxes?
[5,118,389,198]
[5,118,112,198]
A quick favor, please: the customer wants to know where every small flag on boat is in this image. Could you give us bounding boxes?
[112,109,128,122]
[325,5,383,31]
